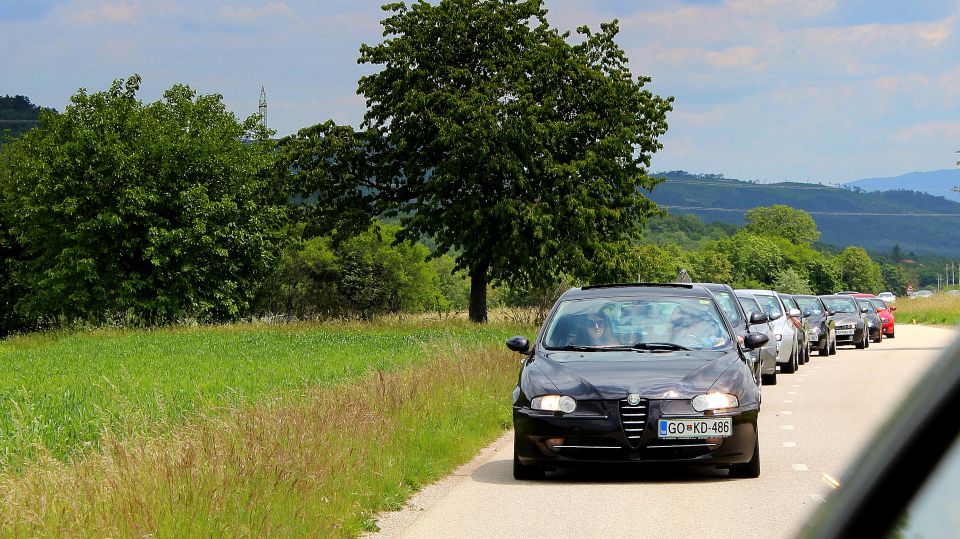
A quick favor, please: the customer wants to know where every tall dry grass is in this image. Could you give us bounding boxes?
[0,342,519,537]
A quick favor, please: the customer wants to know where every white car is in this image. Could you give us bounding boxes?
[877,291,896,303]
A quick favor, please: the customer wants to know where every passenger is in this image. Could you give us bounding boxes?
[669,307,727,348]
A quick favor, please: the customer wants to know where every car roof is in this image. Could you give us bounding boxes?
[559,282,710,301]
[820,294,856,300]
[737,288,777,296]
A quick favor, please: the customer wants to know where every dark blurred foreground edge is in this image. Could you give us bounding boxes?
[798,331,960,538]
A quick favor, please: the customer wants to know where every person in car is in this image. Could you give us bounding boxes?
[582,312,619,347]
[669,307,727,348]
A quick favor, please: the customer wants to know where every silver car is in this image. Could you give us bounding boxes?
[737,289,801,375]
[735,292,780,385]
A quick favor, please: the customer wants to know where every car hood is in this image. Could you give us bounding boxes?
[833,313,862,325]
[531,350,738,400]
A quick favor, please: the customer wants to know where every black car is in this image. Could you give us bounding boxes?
[507,283,769,479]
[792,294,837,356]
[856,298,883,343]
[820,295,869,349]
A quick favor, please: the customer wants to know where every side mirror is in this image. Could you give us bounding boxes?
[768,311,783,321]
[890,306,897,312]
[802,310,813,318]
[744,332,770,350]
[828,310,837,316]
[749,312,769,325]
[506,335,530,354]
[788,308,802,318]
[861,307,870,313]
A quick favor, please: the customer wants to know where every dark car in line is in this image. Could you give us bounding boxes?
[820,295,868,349]
[792,294,837,356]
[856,298,883,343]
[507,283,769,479]
[735,292,780,385]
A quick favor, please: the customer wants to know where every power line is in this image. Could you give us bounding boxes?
[664,205,960,217]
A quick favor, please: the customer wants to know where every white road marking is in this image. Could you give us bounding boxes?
[783,441,797,447]
[810,494,827,504]
[781,411,793,415]
[788,391,796,395]
[782,425,795,430]
[783,399,794,403]
[793,463,809,471]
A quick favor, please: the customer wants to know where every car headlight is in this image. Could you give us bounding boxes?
[531,395,577,413]
[691,393,739,412]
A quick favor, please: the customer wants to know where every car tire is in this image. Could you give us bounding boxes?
[762,371,777,385]
[513,449,544,480]
[873,331,883,343]
[819,340,830,356]
[829,337,837,355]
[781,346,797,374]
[855,332,866,349]
[864,332,870,348]
[730,432,760,478]
[889,330,895,339]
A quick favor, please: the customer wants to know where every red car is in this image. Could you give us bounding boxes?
[847,292,896,339]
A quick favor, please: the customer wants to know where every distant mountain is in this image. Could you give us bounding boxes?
[845,169,960,203]
[646,171,960,257]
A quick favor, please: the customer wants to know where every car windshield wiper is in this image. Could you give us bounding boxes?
[631,342,691,351]
[556,344,635,352]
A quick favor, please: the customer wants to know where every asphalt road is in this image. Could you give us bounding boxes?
[370,324,958,539]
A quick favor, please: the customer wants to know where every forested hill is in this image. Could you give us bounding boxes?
[645,171,960,257]
[0,95,44,146]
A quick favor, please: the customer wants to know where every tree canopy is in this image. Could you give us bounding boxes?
[0,76,287,326]
[282,0,673,322]
[837,246,883,293]
[744,204,821,245]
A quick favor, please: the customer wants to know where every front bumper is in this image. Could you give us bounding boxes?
[514,400,759,468]
[835,327,862,344]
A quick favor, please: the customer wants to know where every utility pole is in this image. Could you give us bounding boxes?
[938,274,943,291]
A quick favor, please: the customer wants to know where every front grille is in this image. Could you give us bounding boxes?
[619,398,648,447]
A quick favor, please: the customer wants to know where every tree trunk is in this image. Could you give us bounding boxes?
[468,260,489,323]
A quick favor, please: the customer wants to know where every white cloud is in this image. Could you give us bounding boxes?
[216,2,294,24]
[64,0,140,25]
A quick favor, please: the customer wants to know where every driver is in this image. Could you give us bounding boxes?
[583,313,618,347]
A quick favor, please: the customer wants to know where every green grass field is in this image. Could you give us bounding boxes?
[890,295,960,326]
[0,320,526,472]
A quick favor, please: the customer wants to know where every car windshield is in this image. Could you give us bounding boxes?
[824,296,858,313]
[712,290,744,327]
[542,296,732,352]
[794,297,824,315]
[752,294,783,318]
[737,296,762,318]
[857,299,876,312]
[869,298,888,311]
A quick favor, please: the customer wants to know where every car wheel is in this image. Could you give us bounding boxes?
[864,331,870,348]
[873,331,883,343]
[829,337,837,355]
[730,432,760,478]
[762,371,777,385]
[781,346,797,374]
[804,343,811,363]
[819,339,830,356]
[889,330,895,339]
[513,449,544,480]
[855,332,866,349]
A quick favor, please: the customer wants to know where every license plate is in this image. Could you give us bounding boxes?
[836,329,855,335]
[658,418,732,439]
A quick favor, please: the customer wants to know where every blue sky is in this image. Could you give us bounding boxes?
[2,0,959,183]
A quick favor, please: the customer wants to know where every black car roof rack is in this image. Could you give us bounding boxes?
[580,282,695,291]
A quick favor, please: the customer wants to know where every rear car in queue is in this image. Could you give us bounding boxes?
[506,283,769,480]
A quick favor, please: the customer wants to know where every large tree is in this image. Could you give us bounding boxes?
[283,0,672,322]
[0,76,287,326]
[837,246,883,293]
[744,204,821,246]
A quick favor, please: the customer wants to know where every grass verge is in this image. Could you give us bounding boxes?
[0,341,519,537]
[890,296,960,326]
[0,320,525,471]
